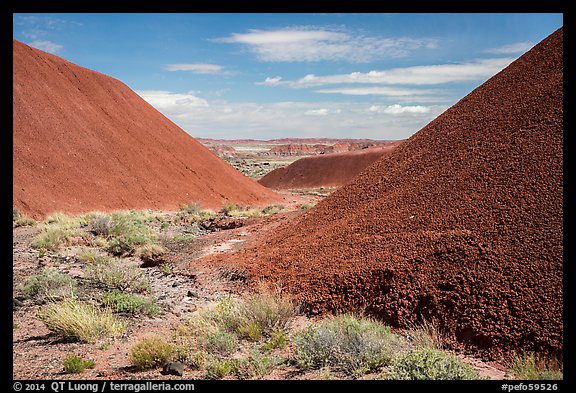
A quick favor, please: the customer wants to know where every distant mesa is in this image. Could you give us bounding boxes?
[258,142,402,190]
[260,140,394,157]
[13,40,281,219]
[207,28,564,360]
[205,144,238,159]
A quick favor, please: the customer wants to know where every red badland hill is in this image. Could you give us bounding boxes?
[258,142,401,189]
[13,40,281,219]
[207,28,564,359]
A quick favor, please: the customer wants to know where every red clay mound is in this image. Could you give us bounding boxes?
[258,143,401,189]
[206,28,563,360]
[13,40,281,219]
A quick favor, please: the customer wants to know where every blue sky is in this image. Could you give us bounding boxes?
[13,13,563,140]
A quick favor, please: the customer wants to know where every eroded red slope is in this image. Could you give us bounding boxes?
[204,28,564,360]
[258,143,400,189]
[13,40,281,218]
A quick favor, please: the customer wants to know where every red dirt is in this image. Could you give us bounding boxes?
[200,28,563,361]
[258,143,400,189]
[13,40,282,219]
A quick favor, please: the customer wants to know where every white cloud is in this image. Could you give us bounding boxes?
[257,76,283,86]
[137,90,209,114]
[305,108,329,116]
[216,27,437,63]
[484,42,534,54]
[269,58,515,88]
[135,89,450,140]
[315,87,437,97]
[164,63,227,75]
[369,104,430,114]
[22,28,48,40]
[28,40,63,54]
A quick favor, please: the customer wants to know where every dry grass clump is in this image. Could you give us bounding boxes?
[130,336,175,370]
[37,300,125,343]
[510,353,563,380]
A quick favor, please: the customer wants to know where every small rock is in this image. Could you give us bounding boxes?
[161,362,185,376]
[187,290,198,298]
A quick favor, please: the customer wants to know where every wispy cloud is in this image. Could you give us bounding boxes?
[137,90,209,114]
[164,63,228,75]
[215,26,438,63]
[136,90,448,140]
[314,87,437,97]
[257,76,284,86]
[484,41,534,54]
[304,108,330,116]
[263,58,515,88]
[15,15,81,54]
[28,40,63,54]
[369,104,430,115]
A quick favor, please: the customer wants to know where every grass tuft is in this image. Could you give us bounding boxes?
[130,336,175,370]
[235,350,284,380]
[63,354,95,374]
[239,288,299,336]
[86,257,151,293]
[261,204,285,215]
[206,358,235,380]
[13,208,36,227]
[203,330,238,356]
[510,353,563,380]
[37,300,125,343]
[100,290,160,316]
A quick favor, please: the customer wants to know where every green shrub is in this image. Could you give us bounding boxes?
[160,264,173,276]
[189,352,207,370]
[237,322,263,342]
[219,203,238,217]
[261,204,284,215]
[229,207,262,218]
[206,358,235,380]
[136,244,167,266]
[235,350,284,380]
[86,258,151,293]
[130,336,175,370]
[183,291,298,346]
[205,297,244,333]
[180,203,201,215]
[100,290,160,316]
[20,268,76,301]
[239,289,299,336]
[510,353,563,380]
[263,329,288,351]
[89,214,111,236]
[32,226,80,250]
[388,348,480,380]
[203,330,238,356]
[38,300,125,343]
[76,249,100,264]
[300,204,313,210]
[63,354,95,374]
[171,234,195,242]
[13,208,36,227]
[105,211,156,256]
[295,314,403,376]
